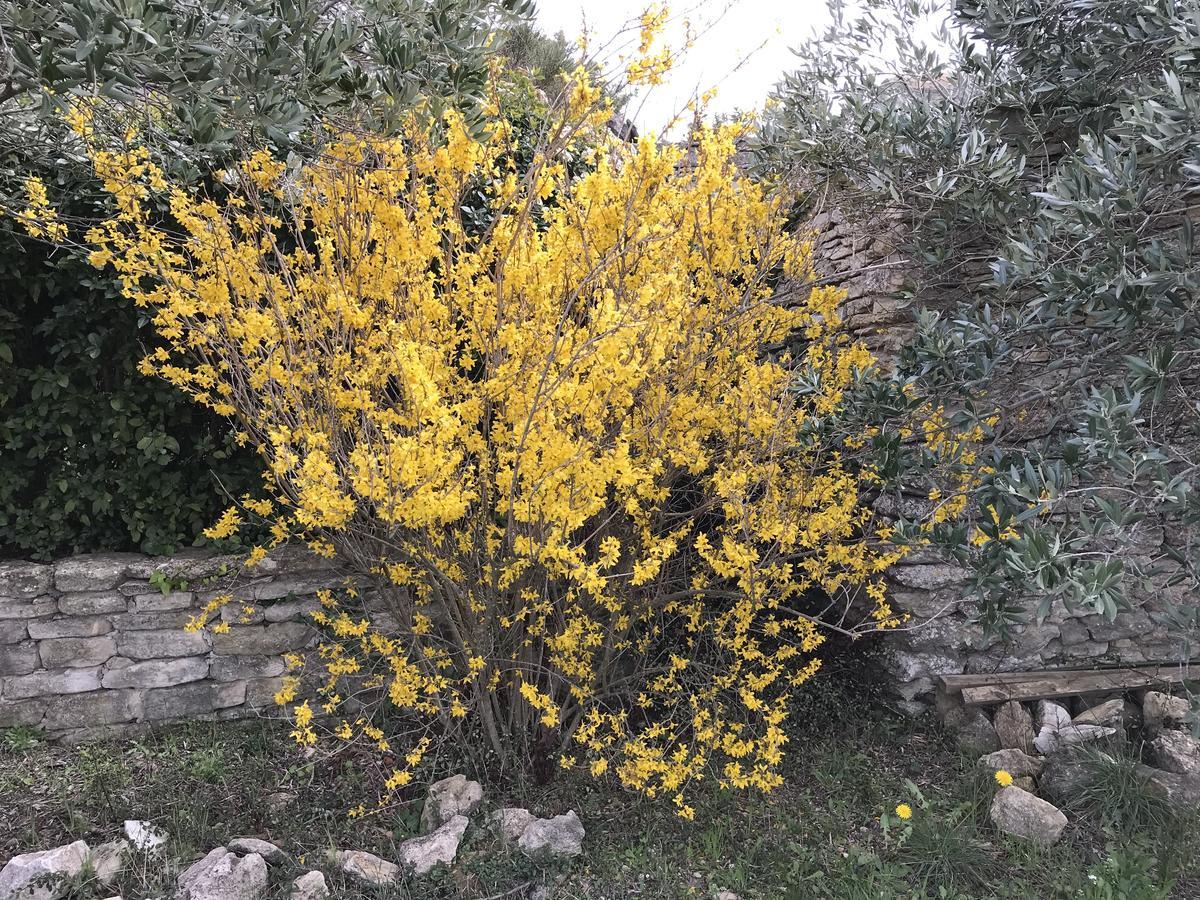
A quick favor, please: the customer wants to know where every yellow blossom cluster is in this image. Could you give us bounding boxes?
[68,70,904,817]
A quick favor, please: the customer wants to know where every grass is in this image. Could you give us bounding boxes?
[1,662,1196,899]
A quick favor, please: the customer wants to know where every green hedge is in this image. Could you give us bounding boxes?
[0,207,260,560]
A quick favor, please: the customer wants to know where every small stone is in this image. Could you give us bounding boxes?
[124,820,168,852]
[977,748,1045,779]
[88,840,129,885]
[57,593,127,616]
[489,807,536,843]
[54,555,142,592]
[226,838,289,865]
[1072,699,1125,728]
[399,814,469,875]
[177,848,268,900]
[716,893,741,900]
[1140,765,1200,812]
[289,871,329,900]
[0,840,90,900]
[1151,729,1200,777]
[421,774,484,832]
[518,811,585,858]
[336,850,399,886]
[1013,775,1037,792]
[993,701,1035,753]
[1143,691,1190,734]
[265,791,296,814]
[1039,753,1105,806]
[989,786,1067,845]
[946,707,1000,756]
[0,561,53,598]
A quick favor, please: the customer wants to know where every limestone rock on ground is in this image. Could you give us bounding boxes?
[518,811,586,859]
[421,774,483,832]
[1072,699,1125,728]
[490,807,536,843]
[1035,700,1072,733]
[946,707,1000,756]
[336,850,399,887]
[993,701,1035,753]
[290,870,329,900]
[1034,722,1116,754]
[1151,729,1200,777]
[0,840,90,900]
[399,815,470,875]
[977,748,1045,779]
[226,838,289,866]
[1143,691,1191,734]
[176,848,268,900]
[1140,764,1200,812]
[989,786,1068,846]
[1039,753,1101,806]
[123,820,168,853]
[87,840,129,885]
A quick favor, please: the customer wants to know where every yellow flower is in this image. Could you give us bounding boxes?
[895,803,912,820]
[994,769,1014,787]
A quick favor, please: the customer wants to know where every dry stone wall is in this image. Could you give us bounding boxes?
[803,206,1194,713]
[0,548,339,740]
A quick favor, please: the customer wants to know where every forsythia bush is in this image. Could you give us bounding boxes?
[68,75,903,816]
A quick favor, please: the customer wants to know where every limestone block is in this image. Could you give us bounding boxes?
[0,641,39,676]
[101,656,210,689]
[210,655,285,683]
[54,554,145,592]
[58,592,127,615]
[0,621,29,644]
[39,635,117,668]
[4,666,102,700]
[41,690,136,730]
[141,681,246,721]
[133,591,195,612]
[212,622,313,656]
[28,617,113,639]
[117,629,209,659]
[0,598,57,620]
[0,561,53,598]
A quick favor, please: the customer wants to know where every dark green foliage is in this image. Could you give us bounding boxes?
[0,203,261,559]
[0,0,553,559]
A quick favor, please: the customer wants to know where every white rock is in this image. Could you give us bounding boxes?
[226,838,289,865]
[123,820,168,853]
[518,811,585,858]
[177,848,268,900]
[1034,723,1116,754]
[421,774,483,832]
[0,840,89,900]
[289,871,329,900]
[87,840,128,885]
[398,814,469,875]
[1035,700,1071,732]
[989,787,1067,846]
[336,850,399,886]
[489,807,536,843]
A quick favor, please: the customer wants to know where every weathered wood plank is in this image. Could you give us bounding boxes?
[959,666,1196,705]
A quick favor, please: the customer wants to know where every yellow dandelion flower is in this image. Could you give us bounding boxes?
[994,769,1014,787]
[895,803,912,820]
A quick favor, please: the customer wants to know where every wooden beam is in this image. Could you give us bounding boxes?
[957,666,1196,706]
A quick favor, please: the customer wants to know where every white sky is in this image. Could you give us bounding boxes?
[535,0,833,137]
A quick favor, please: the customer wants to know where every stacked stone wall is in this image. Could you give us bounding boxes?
[0,548,338,741]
